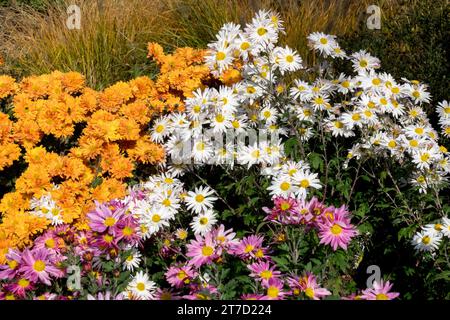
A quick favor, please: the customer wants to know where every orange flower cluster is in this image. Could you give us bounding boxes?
[0,44,210,263]
[147,43,210,111]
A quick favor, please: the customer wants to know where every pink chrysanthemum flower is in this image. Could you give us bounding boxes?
[186,233,219,267]
[19,248,64,286]
[241,293,266,300]
[116,215,141,245]
[317,207,358,251]
[247,261,281,284]
[33,231,64,254]
[183,283,218,300]
[155,288,182,300]
[87,291,124,300]
[33,292,58,300]
[341,293,364,300]
[92,233,119,251]
[360,280,400,300]
[297,272,332,300]
[263,196,299,223]
[230,235,266,259]
[308,197,326,218]
[210,224,238,249]
[87,201,125,234]
[5,277,35,298]
[263,278,288,300]
[165,264,198,288]
[0,249,22,279]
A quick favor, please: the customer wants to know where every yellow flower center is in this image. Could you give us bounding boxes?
[45,238,55,248]
[257,27,268,36]
[195,194,205,203]
[122,226,134,236]
[372,78,381,86]
[331,224,343,235]
[314,97,324,105]
[202,245,214,257]
[280,202,291,211]
[260,270,273,280]
[412,90,420,98]
[359,60,368,68]
[422,236,431,244]
[240,42,250,50]
[376,293,389,300]
[255,249,264,258]
[136,282,145,291]
[305,287,315,299]
[199,217,208,225]
[155,124,164,133]
[341,80,350,88]
[152,214,161,223]
[319,37,328,44]
[410,140,419,147]
[246,86,256,94]
[33,260,46,272]
[285,55,294,63]
[177,270,187,280]
[103,234,113,243]
[352,113,361,121]
[162,199,171,207]
[244,244,254,253]
[388,140,397,148]
[104,217,116,227]
[18,278,30,288]
[280,182,291,191]
[420,153,430,162]
[251,149,260,159]
[215,114,225,122]
[300,179,310,188]
[196,142,205,151]
[193,105,201,113]
[8,260,18,270]
[267,286,279,298]
[216,51,226,61]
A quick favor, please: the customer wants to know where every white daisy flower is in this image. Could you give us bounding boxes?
[151,116,171,143]
[127,271,157,300]
[237,143,263,168]
[190,210,218,235]
[259,106,278,124]
[290,79,312,101]
[123,250,142,272]
[292,170,322,199]
[273,45,303,74]
[139,205,171,237]
[405,83,431,105]
[440,217,450,238]
[351,50,380,73]
[185,186,218,214]
[267,175,297,197]
[412,230,442,253]
[307,32,337,57]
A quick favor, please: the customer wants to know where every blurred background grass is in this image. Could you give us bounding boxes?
[0,0,448,102]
